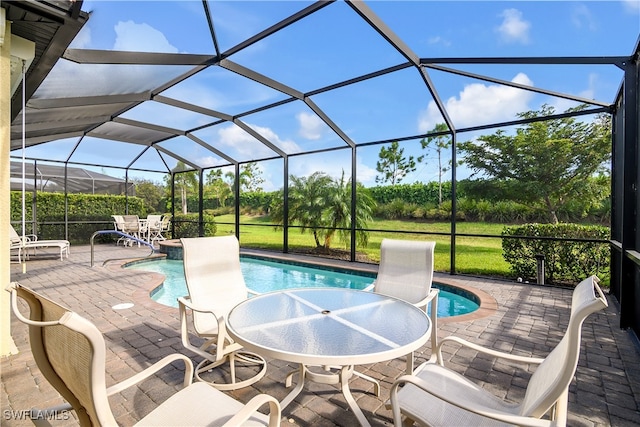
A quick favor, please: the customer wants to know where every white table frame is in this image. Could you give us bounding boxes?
[226,288,431,427]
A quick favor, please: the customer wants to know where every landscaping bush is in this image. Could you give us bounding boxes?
[11,192,146,243]
[172,212,217,238]
[502,223,610,285]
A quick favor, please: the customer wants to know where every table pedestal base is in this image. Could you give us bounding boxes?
[282,364,380,427]
[194,350,267,391]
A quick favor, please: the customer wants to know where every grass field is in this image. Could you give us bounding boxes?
[214,214,511,277]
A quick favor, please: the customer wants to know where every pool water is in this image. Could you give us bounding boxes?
[127,257,479,317]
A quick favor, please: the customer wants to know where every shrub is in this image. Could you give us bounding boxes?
[172,212,217,238]
[502,223,610,285]
[11,191,147,243]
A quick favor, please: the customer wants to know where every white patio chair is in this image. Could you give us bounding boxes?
[111,214,131,246]
[146,214,164,245]
[390,275,608,427]
[9,224,70,263]
[122,214,143,246]
[159,213,172,240]
[178,235,267,390]
[7,282,281,427]
[366,238,439,369]
[284,238,439,397]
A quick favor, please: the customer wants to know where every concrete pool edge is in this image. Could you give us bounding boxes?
[111,250,498,323]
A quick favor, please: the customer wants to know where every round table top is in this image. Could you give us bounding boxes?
[226,288,431,366]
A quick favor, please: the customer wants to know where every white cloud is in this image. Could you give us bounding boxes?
[114,20,178,53]
[69,26,92,49]
[549,72,598,113]
[622,0,640,12]
[571,4,598,31]
[297,112,326,140]
[198,156,227,168]
[217,124,300,158]
[418,73,534,132]
[428,36,452,47]
[496,9,531,44]
[355,163,379,187]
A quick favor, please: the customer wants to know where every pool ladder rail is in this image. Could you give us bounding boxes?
[90,230,157,267]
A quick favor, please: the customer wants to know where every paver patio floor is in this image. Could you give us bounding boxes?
[3,244,640,426]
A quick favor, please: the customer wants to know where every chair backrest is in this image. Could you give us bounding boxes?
[146,214,162,230]
[9,224,21,243]
[519,275,608,418]
[160,214,172,231]
[112,214,125,231]
[122,215,140,232]
[180,236,248,332]
[375,238,436,305]
[7,282,117,426]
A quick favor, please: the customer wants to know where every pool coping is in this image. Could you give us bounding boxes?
[108,250,498,323]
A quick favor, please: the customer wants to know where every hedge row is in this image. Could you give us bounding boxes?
[171,213,217,238]
[501,223,610,285]
[11,191,147,243]
[373,198,610,224]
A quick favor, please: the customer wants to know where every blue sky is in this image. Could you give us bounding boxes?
[16,0,640,191]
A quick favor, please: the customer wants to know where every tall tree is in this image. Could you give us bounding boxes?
[458,104,611,223]
[205,169,232,208]
[132,178,165,213]
[166,162,198,214]
[225,162,265,193]
[238,162,265,192]
[420,123,452,206]
[375,141,417,185]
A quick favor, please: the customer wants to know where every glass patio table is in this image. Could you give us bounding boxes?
[226,288,432,427]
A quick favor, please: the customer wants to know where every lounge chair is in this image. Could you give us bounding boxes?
[390,275,608,427]
[366,238,439,368]
[178,235,267,390]
[9,224,70,263]
[7,282,281,426]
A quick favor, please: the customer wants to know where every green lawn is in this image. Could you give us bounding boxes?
[214,214,510,277]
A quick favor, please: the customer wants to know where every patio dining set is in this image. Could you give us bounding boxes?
[111,214,171,247]
[8,236,609,426]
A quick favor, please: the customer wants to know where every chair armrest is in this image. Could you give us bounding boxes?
[436,335,545,366]
[391,374,553,427]
[247,288,261,297]
[222,394,281,427]
[363,282,375,292]
[106,354,194,396]
[177,296,224,318]
[411,287,439,310]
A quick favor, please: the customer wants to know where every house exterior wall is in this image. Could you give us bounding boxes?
[1,12,17,357]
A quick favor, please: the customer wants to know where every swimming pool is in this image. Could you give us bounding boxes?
[127,257,479,317]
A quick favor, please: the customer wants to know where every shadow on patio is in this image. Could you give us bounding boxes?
[2,244,640,426]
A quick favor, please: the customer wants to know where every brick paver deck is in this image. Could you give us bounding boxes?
[3,243,640,426]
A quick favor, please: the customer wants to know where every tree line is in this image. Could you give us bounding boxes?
[132,103,611,249]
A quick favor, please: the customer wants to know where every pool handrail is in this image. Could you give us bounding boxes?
[90,230,156,267]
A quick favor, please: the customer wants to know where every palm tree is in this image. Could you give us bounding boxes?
[271,171,375,250]
[322,171,374,250]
